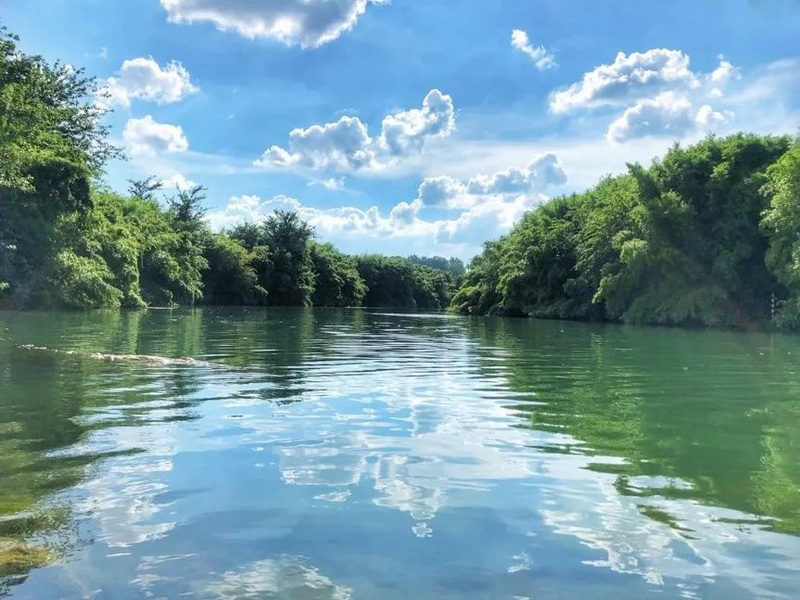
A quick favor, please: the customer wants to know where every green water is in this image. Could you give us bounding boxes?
[0,308,799,599]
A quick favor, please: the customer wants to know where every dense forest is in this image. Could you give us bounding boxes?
[3,26,800,331]
[0,28,462,312]
[453,133,800,331]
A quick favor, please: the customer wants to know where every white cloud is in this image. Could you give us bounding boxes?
[710,57,739,84]
[102,57,198,108]
[606,92,732,142]
[205,557,352,599]
[205,194,426,239]
[205,161,563,258]
[435,193,547,245]
[377,89,456,156]
[255,89,455,172]
[160,172,198,190]
[550,49,699,113]
[388,198,423,225]
[551,50,744,142]
[511,29,556,70]
[417,176,471,209]
[259,116,374,171]
[123,116,189,156]
[159,0,383,48]
[308,177,346,190]
[694,103,731,127]
[418,153,567,209]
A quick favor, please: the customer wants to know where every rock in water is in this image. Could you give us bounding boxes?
[16,345,219,368]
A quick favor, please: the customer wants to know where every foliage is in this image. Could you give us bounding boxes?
[407,255,466,281]
[202,233,268,306]
[260,211,315,306]
[452,133,799,331]
[0,26,118,208]
[761,140,800,328]
[310,242,366,307]
[450,241,505,315]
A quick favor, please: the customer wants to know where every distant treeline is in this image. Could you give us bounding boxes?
[0,27,463,311]
[452,133,800,331]
[1,174,465,310]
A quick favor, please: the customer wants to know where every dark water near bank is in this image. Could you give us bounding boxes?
[1,308,799,599]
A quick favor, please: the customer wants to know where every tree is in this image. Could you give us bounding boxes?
[310,242,366,307]
[450,240,505,315]
[761,140,800,328]
[0,27,120,307]
[261,210,315,306]
[0,27,119,208]
[451,134,794,330]
[127,177,163,202]
[202,234,268,306]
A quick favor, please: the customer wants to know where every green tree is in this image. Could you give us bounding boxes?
[202,233,267,306]
[356,255,416,307]
[0,27,120,307]
[0,27,118,208]
[260,210,315,306]
[164,185,209,305]
[761,139,800,328]
[452,134,793,330]
[450,240,505,315]
[309,242,366,307]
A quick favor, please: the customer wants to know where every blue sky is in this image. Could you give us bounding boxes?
[8,0,800,258]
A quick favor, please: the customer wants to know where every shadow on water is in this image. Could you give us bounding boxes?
[465,316,800,537]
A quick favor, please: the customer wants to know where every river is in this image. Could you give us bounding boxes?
[1,308,798,598]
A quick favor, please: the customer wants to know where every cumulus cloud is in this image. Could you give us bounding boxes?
[123,116,189,156]
[606,92,731,142]
[418,153,567,209]
[101,57,197,108]
[511,29,556,70]
[417,176,470,209]
[710,57,739,84]
[160,172,198,190]
[550,49,699,113]
[694,104,731,127]
[205,194,423,238]
[308,177,346,190]
[256,89,455,172]
[159,0,383,48]
[207,154,565,258]
[552,49,742,142]
[259,116,374,171]
[204,192,538,258]
[435,194,546,245]
[377,90,456,156]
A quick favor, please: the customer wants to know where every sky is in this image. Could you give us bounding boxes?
[6,0,800,259]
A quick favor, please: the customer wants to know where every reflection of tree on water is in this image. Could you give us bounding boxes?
[466,320,800,535]
[0,307,363,595]
[0,309,213,594]
[467,317,800,537]
[460,317,800,597]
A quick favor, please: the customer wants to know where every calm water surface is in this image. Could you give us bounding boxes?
[1,308,799,599]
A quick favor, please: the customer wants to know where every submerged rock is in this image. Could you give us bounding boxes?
[16,345,220,368]
[0,538,54,578]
